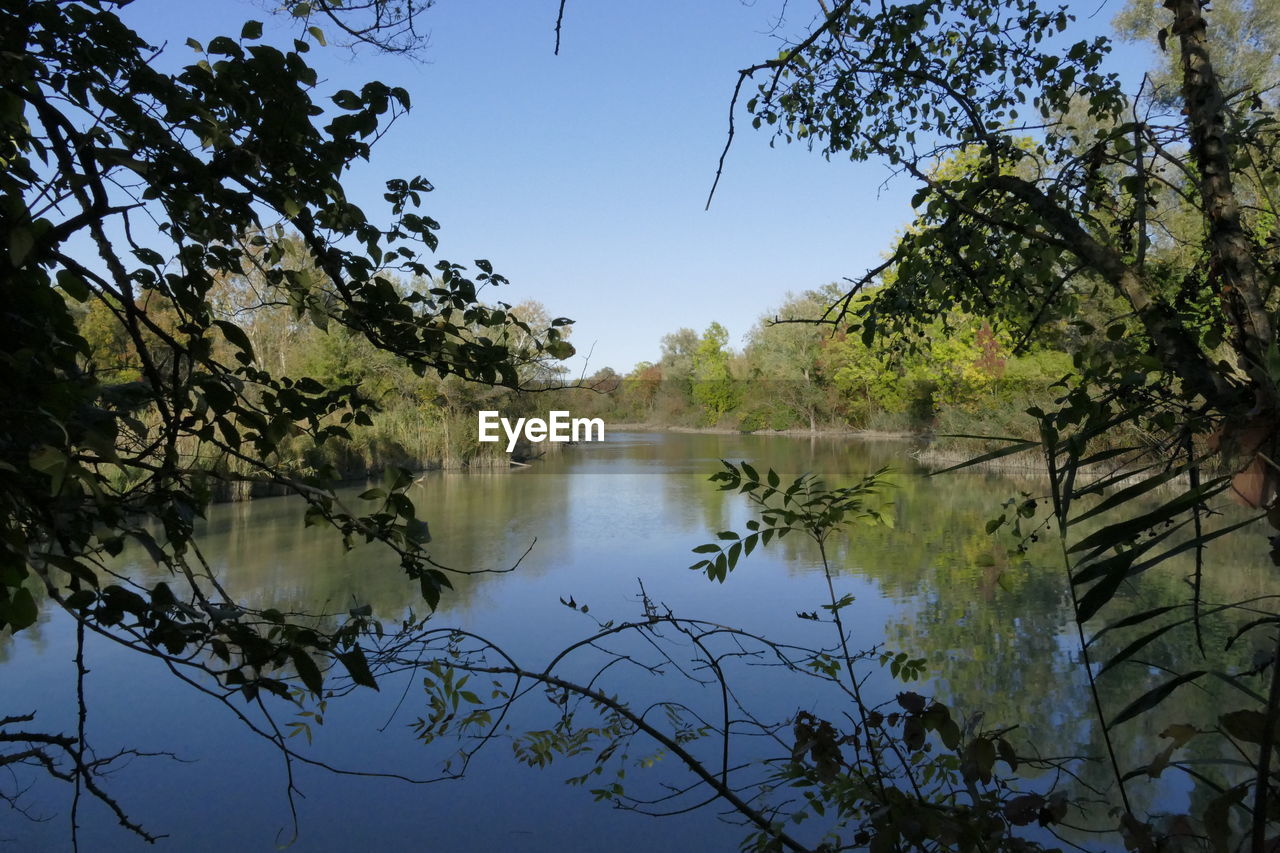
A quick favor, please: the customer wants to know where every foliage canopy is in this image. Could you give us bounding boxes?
[1,0,573,834]
[6,0,1280,850]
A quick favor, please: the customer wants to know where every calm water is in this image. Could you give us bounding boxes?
[2,432,1273,851]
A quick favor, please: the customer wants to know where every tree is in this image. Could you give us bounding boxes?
[691,321,741,425]
[725,0,1280,847]
[500,299,576,385]
[744,289,835,431]
[736,0,1274,421]
[1,0,571,838]
[7,1,1278,849]
[658,326,700,381]
[1115,0,1280,111]
[649,326,700,420]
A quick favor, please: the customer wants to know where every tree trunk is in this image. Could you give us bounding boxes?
[1169,0,1275,410]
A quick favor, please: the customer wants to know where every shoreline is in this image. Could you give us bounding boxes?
[601,422,1107,478]
[606,423,920,440]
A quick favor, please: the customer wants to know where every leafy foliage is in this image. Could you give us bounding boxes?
[396,465,1072,853]
[723,0,1280,848]
[1,0,570,838]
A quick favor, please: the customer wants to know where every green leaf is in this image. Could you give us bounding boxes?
[406,518,431,544]
[1071,445,1142,470]
[57,269,91,302]
[419,574,442,609]
[29,445,68,494]
[1074,568,1129,624]
[213,319,255,360]
[1068,478,1231,556]
[1125,515,1260,578]
[545,340,575,360]
[207,35,239,55]
[1208,671,1267,704]
[1204,785,1248,853]
[9,228,33,266]
[1068,465,1190,527]
[1071,519,1184,586]
[290,647,324,695]
[337,647,378,690]
[0,588,38,632]
[332,89,361,110]
[965,737,996,783]
[1091,604,1184,641]
[927,439,1039,476]
[1109,670,1206,727]
[1219,709,1276,744]
[241,20,263,40]
[307,25,326,46]
[938,718,960,750]
[1159,723,1199,748]
[1097,619,1187,677]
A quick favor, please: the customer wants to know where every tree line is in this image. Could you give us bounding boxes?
[7,0,1280,850]
[68,229,576,492]
[576,281,1076,438]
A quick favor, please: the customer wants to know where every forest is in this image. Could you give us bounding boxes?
[559,283,1074,440]
[4,0,1280,851]
[75,254,1080,483]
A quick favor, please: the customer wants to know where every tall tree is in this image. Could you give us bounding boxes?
[691,321,740,424]
[744,289,834,431]
[1115,0,1280,109]
[725,0,1280,847]
[736,0,1276,435]
[1,0,570,834]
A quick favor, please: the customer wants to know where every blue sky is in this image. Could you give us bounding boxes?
[123,1,1158,373]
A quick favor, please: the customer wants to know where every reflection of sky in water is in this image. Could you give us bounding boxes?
[2,431,1272,851]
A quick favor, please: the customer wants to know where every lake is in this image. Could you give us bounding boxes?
[2,431,1271,851]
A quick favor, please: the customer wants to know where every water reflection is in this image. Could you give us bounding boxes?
[1,431,1273,851]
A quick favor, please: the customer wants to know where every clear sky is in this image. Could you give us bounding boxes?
[121,0,1157,374]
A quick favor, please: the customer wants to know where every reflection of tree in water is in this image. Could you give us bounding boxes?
[105,441,1279,831]
[12,432,1276,847]
[110,468,577,625]
[0,582,55,666]
[838,462,1278,830]
[1085,533,1275,825]
[656,431,915,555]
[407,469,570,591]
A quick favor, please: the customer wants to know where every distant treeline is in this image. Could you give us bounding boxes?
[557,282,1079,440]
[70,234,572,495]
[71,249,1088,492]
